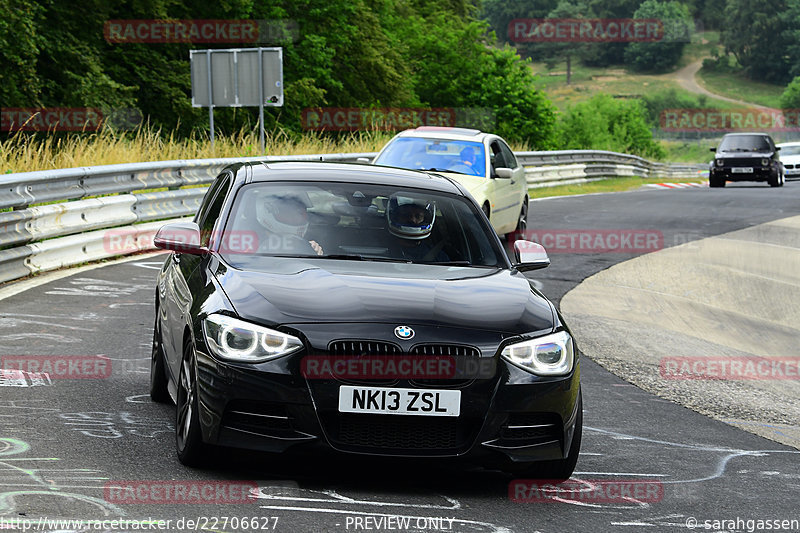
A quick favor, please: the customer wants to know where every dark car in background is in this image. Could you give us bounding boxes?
[709,133,784,187]
[150,161,582,480]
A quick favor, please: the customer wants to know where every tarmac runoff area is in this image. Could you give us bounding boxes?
[561,214,800,450]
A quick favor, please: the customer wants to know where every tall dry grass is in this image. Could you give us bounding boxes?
[0,127,396,174]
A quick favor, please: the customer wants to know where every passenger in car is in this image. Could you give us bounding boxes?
[254,192,324,255]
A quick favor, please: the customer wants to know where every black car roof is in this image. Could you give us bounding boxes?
[246,161,464,195]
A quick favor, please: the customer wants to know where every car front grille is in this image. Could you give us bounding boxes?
[336,413,460,450]
[324,340,483,387]
[722,158,766,167]
[328,340,402,355]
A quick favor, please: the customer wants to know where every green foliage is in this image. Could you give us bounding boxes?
[556,94,666,159]
[395,12,557,147]
[624,0,692,72]
[0,0,557,145]
[639,88,709,125]
[720,0,791,84]
[780,77,800,109]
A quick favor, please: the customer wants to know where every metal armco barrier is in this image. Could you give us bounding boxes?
[0,150,705,285]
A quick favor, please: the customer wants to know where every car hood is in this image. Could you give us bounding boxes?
[434,172,486,195]
[715,150,775,159]
[216,257,554,334]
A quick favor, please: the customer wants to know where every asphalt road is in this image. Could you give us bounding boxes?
[0,181,798,533]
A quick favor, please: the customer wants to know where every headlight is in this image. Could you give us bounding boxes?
[761,158,769,166]
[715,159,723,167]
[203,314,303,362]
[501,330,574,376]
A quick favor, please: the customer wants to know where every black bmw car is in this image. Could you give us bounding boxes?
[151,161,581,479]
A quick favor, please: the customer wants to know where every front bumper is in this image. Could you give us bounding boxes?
[192,325,581,465]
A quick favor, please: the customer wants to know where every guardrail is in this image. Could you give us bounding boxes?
[0,150,706,284]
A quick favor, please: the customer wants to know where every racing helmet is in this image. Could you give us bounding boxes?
[386,194,435,240]
[255,192,310,238]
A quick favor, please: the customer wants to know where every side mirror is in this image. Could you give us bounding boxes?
[154,222,207,255]
[709,147,717,152]
[494,167,513,179]
[513,240,550,271]
[775,146,781,151]
[356,157,372,163]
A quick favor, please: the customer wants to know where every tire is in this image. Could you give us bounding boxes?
[505,199,528,242]
[176,340,208,466]
[709,177,725,188]
[505,393,583,482]
[149,313,171,404]
[769,172,780,187]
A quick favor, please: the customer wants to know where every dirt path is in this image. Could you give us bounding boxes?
[670,59,776,110]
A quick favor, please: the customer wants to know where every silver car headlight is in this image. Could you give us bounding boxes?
[203,314,303,362]
[501,330,575,376]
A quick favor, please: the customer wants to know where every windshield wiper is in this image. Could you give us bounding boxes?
[415,260,473,266]
[321,254,412,263]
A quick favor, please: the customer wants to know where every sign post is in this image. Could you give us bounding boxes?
[190,47,283,152]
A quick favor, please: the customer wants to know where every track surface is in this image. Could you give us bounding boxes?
[0,182,798,533]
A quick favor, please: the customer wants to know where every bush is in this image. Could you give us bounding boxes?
[780,77,800,109]
[556,94,666,159]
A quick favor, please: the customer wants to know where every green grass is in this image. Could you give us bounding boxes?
[528,175,706,199]
[531,60,735,112]
[696,68,784,108]
[660,140,718,163]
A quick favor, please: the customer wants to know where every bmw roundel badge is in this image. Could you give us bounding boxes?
[394,325,415,340]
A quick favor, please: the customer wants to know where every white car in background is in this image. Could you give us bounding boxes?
[777,142,800,180]
[372,127,529,239]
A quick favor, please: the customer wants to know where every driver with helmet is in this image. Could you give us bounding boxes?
[386,194,449,262]
[255,191,323,255]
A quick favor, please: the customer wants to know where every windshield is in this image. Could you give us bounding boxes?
[718,135,772,152]
[779,145,800,156]
[373,138,487,177]
[221,181,505,268]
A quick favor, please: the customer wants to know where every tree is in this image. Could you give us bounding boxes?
[720,0,791,83]
[624,0,692,72]
[540,1,595,85]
